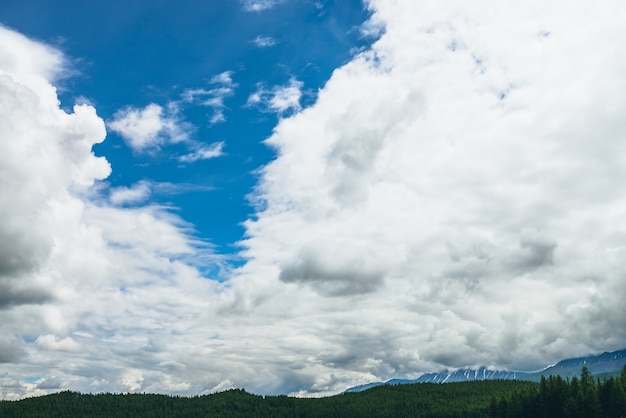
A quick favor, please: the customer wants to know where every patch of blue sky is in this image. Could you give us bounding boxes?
[0,0,376,261]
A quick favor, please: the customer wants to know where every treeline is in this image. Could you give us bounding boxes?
[1,368,625,417]
[490,366,626,418]
[0,380,531,418]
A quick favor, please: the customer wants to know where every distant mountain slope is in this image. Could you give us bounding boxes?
[345,348,626,392]
[345,368,529,393]
[412,367,528,383]
[343,381,386,393]
[525,348,626,381]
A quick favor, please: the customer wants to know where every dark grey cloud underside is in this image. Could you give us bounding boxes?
[0,225,51,278]
[0,282,52,309]
[279,253,384,296]
[0,336,25,363]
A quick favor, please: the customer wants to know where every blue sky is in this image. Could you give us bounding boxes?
[2,0,626,400]
[0,0,373,257]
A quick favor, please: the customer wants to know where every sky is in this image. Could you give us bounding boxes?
[1,0,626,400]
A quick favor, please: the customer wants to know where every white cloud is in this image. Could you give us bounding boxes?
[247,78,303,115]
[252,35,277,48]
[0,25,110,291]
[182,71,236,124]
[209,71,234,86]
[4,0,626,402]
[0,24,65,84]
[109,72,233,158]
[178,141,224,163]
[0,26,224,400]
[242,0,284,12]
[109,180,217,206]
[35,335,81,353]
[109,181,152,205]
[107,103,189,152]
[235,0,626,391]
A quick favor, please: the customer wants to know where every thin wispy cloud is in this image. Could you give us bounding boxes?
[178,141,224,163]
[247,78,303,115]
[182,71,237,124]
[241,0,284,12]
[110,180,153,206]
[252,35,277,47]
[109,180,217,206]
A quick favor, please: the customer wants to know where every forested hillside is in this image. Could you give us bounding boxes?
[1,367,625,417]
[491,366,626,418]
[0,380,533,418]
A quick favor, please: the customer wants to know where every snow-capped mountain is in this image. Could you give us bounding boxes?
[344,368,528,393]
[411,367,528,384]
[344,348,626,393]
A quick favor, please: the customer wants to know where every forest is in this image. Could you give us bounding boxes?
[1,366,624,417]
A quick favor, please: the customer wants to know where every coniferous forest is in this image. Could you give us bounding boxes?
[1,367,625,418]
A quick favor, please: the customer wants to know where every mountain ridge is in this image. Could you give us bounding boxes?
[345,347,626,393]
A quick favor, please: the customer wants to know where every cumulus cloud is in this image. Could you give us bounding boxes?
[247,78,303,115]
[0,26,104,308]
[0,26,110,305]
[109,72,233,159]
[235,0,626,390]
[35,335,81,353]
[108,103,189,152]
[0,26,226,400]
[0,24,65,83]
[0,336,25,363]
[279,245,385,296]
[4,0,626,402]
[0,283,52,309]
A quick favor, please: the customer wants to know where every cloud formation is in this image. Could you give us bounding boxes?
[236,0,626,390]
[279,248,384,296]
[109,180,217,207]
[3,0,626,401]
[109,181,153,206]
[109,73,232,161]
[108,103,188,152]
[241,0,284,12]
[182,71,236,124]
[0,25,222,399]
[177,141,224,163]
[247,78,303,115]
[0,26,110,304]
[252,36,277,48]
